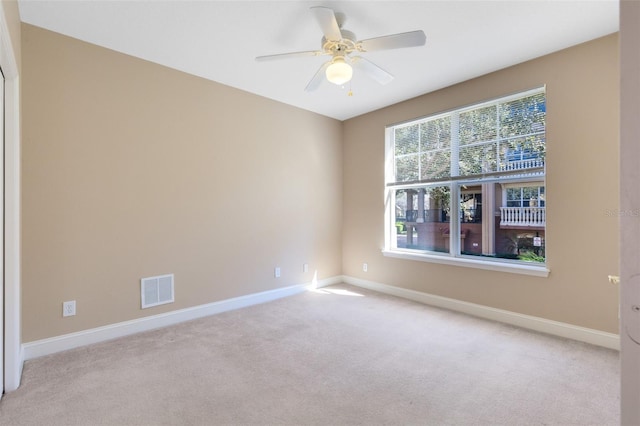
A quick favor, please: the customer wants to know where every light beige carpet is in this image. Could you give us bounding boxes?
[0,284,619,425]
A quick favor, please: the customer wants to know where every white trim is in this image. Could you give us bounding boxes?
[0,3,22,393]
[343,275,619,350]
[386,86,546,129]
[502,181,545,189]
[384,126,395,252]
[22,276,341,360]
[382,249,550,277]
[21,274,619,361]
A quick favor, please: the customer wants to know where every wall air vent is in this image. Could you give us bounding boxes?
[141,274,174,309]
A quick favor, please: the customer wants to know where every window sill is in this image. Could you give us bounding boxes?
[381,249,550,277]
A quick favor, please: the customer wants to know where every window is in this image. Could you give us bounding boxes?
[385,88,547,275]
[505,185,545,207]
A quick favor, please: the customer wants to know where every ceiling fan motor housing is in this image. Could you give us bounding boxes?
[321,29,359,57]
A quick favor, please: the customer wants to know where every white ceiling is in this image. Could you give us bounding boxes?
[18,0,619,121]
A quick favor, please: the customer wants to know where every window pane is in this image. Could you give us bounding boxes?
[497,184,546,263]
[420,116,451,150]
[395,125,419,156]
[496,231,546,263]
[395,186,450,253]
[506,187,522,207]
[460,186,483,256]
[461,192,482,223]
[500,92,546,138]
[420,149,451,180]
[499,135,545,172]
[459,105,497,145]
[459,142,498,175]
[419,116,451,179]
[522,187,540,207]
[395,155,419,182]
[506,186,544,208]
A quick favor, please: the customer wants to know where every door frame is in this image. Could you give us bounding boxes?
[0,3,22,393]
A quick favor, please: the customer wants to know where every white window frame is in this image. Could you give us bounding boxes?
[504,183,545,208]
[383,89,549,277]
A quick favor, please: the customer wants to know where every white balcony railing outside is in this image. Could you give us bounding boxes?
[500,207,546,227]
[499,157,544,171]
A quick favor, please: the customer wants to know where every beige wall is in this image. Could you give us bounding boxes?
[343,34,620,333]
[21,22,619,342]
[21,24,343,342]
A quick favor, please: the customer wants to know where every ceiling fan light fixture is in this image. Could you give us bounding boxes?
[326,57,353,85]
[256,7,426,92]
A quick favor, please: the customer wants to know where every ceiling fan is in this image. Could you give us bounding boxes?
[255,6,427,92]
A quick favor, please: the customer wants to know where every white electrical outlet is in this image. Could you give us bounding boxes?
[303,263,309,273]
[363,263,368,272]
[274,267,281,278]
[63,300,76,317]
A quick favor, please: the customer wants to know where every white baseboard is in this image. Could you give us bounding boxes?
[22,274,619,361]
[342,275,620,350]
[22,276,342,360]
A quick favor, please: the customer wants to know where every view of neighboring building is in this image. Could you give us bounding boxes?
[389,89,546,263]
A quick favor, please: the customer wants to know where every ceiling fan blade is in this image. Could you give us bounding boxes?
[351,56,394,85]
[310,6,343,41]
[359,30,426,52]
[255,50,324,62]
[305,61,330,92]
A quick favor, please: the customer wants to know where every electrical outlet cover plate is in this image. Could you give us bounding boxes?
[63,300,76,317]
